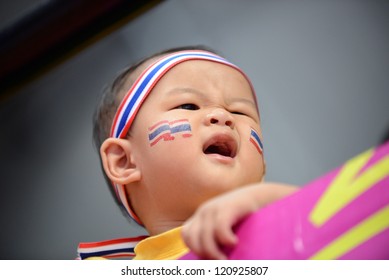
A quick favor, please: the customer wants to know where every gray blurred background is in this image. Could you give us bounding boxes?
[0,0,388,259]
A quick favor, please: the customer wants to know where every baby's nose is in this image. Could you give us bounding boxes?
[205,108,235,129]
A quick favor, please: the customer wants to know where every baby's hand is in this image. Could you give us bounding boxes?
[182,183,297,260]
[182,190,248,259]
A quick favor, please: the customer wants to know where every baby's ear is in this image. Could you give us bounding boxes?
[100,138,141,185]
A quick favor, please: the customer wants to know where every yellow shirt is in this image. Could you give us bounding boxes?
[133,227,189,260]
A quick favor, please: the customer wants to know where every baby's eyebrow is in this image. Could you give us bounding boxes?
[166,87,207,99]
[227,97,257,109]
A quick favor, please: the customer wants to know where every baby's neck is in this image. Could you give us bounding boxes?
[146,219,186,236]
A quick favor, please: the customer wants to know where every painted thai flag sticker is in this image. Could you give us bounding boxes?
[169,119,193,138]
[250,128,263,154]
[148,119,192,146]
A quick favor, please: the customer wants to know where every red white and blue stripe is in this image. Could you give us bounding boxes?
[170,119,192,138]
[148,119,192,146]
[148,120,175,146]
[77,236,147,260]
[250,128,264,154]
[109,50,258,224]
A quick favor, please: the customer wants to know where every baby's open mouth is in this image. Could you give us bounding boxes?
[203,135,237,158]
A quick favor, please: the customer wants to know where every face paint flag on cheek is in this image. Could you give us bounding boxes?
[109,50,259,224]
[169,119,192,138]
[148,119,192,147]
[148,120,175,146]
[250,128,264,154]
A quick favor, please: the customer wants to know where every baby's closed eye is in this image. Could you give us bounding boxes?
[174,103,200,110]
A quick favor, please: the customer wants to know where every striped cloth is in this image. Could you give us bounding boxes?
[77,236,147,260]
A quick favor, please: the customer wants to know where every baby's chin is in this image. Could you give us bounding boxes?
[195,176,262,197]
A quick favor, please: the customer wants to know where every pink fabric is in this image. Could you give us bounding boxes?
[181,142,389,259]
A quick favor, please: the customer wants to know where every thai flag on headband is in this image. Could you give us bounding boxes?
[148,119,192,146]
[109,50,258,223]
[250,128,264,154]
[77,236,147,260]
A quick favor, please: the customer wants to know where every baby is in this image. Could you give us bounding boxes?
[90,46,296,260]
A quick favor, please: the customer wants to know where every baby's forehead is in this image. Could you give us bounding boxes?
[153,60,255,100]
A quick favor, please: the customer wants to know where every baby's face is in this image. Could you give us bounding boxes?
[129,60,265,219]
